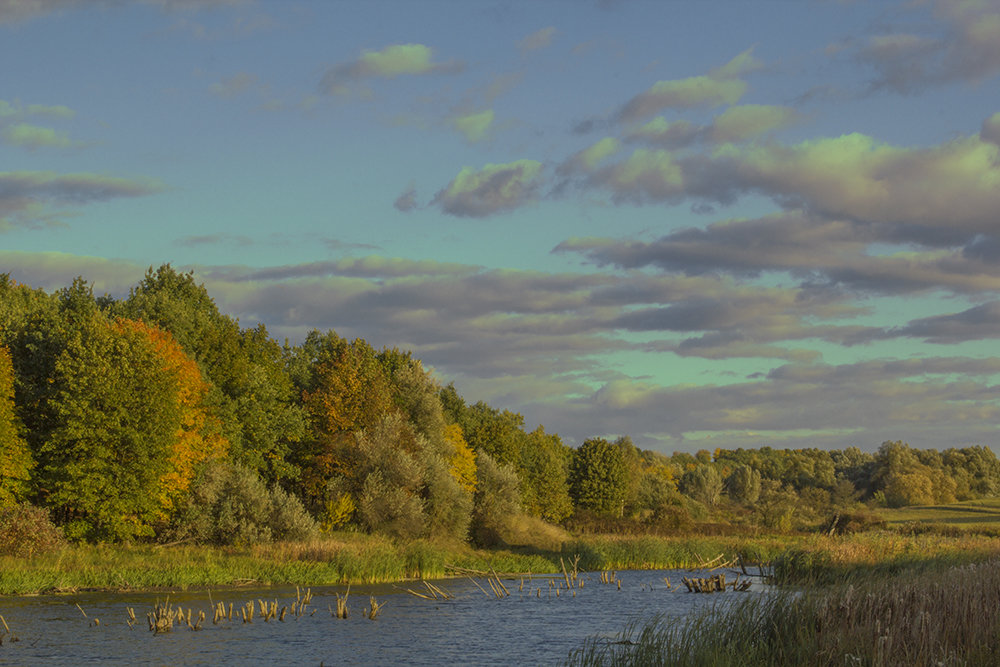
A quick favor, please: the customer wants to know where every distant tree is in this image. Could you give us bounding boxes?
[569,438,626,516]
[725,464,761,506]
[680,464,723,507]
[461,402,527,467]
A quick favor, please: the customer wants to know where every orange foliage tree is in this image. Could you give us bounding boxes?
[301,339,393,500]
[113,319,228,515]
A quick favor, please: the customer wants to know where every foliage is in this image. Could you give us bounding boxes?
[0,503,65,558]
[113,319,229,515]
[39,305,183,542]
[470,450,522,546]
[725,463,761,505]
[171,461,316,546]
[518,426,573,523]
[444,422,477,494]
[0,345,32,506]
[569,437,627,516]
[679,464,723,507]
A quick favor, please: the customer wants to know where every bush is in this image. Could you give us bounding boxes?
[171,461,317,546]
[471,451,522,546]
[822,510,887,535]
[0,503,65,557]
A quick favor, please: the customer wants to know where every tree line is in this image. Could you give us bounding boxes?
[1,266,998,545]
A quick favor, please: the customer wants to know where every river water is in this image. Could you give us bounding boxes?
[0,569,767,665]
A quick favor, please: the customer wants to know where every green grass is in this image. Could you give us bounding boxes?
[0,533,791,595]
[875,497,1000,529]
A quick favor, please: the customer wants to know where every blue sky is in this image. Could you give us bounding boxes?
[3,0,1000,454]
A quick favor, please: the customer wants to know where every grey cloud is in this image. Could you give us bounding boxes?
[616,49,761,123]
[0,251,144,296]
[0,171,164,230]
[555,211,1000,296]
[393,185,418,212]
[432,160,544,217]
[875,302,1000,344]
[175,234,253,247]
[982,113,1000,146]
[567,131,1000,251]
[854,0,1000,94]
[547,357,1000,451]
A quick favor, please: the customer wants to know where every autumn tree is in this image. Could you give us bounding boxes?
[113,319,228,516]
[119,266,306,484]
[299,336,394,503]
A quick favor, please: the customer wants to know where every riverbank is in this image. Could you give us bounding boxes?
[4,529,999,596]
[568,554,1000,666]
[0,532,788,595]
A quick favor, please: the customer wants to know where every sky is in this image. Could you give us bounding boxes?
[2,0,1000,455]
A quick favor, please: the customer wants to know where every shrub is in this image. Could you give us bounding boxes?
[471,451,521,546]
[822,510,887,535]
[171,461,317,545]
[0,503,65,557]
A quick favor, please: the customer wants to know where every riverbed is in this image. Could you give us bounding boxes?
[0,569,767,665]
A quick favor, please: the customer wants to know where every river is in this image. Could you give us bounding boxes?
[0,569,767,665]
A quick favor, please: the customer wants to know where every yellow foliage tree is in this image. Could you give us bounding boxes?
[444,422,477,494]
[301,340,393,499]
[114,319,228,515]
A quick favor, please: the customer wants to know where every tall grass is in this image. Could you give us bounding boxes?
[568,558,1000,666]
[564,534,792,571]
[771,530,1000,585]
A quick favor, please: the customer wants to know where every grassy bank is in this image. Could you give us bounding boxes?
[0,534,557,595]
[568,555,1000,666]
[771,530,1000,585]
[6,528,999,596]
[0,532,793,596]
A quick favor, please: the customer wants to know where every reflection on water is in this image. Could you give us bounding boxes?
[0,570,768,665]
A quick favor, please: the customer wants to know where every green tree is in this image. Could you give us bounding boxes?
[0,345,32,506]
[680,464,723,507]
[120,266,305,484]
[471,450,522,546]
[519,427,572,523]
[569,438,626,516]
[39,312,183,541]
[725,464,761,506]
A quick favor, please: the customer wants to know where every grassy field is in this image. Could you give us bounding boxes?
[874,497,1000,529]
